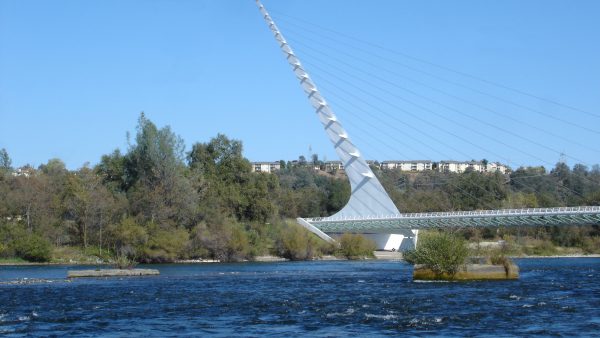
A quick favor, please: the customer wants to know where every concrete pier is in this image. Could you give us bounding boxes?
[67,269,159,278]
[413,263,519,281]
[373,251,403,260]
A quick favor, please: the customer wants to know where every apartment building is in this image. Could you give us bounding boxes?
[251,161,281,173]
[324,161,344,172]
[381,160,432,172]
[251,159,509,175]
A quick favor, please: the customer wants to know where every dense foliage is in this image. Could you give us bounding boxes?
[275,223,326,261]
[377,164,600,212]
[1,114,600,263]
[338,233,376,259]
[404,231,469,276]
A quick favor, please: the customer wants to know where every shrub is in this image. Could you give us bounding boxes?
[276,223,320,260]
[223,224,252,262]
[318,240,338,256]
[114,255,137,269]
[581,237,600,254]
[338,233,375,259]
[108,217,148,259]
[1,222,52,262]
[523,240,557,256]
[489,252,516,275]
[404,231,468,277]
[13,234,52,262]
[188,221,253,262]
[140,226,189,263]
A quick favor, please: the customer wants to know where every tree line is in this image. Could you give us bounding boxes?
[1,113,599,262]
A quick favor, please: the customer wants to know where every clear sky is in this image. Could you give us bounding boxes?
[1,0,599,170]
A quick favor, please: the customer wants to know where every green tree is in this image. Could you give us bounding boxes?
[325,177,350,214]
[63,166,118,250]
[96,149,128,193]
[311,153,320,167]
[0,221,51,262]
[140,224,189,263]
[126,113,185,184]
[404,231,469,277]
[7,172,43,232]
[188,220,252,262]
[445,171,507,210]
[108,217,148,259]
[189,134,256,222]
[0,148,12,172]
[125,113,198,227]
[13,233,52,262]
[189,133,250,181]
[242,173,279,222]
[39,158,68,177]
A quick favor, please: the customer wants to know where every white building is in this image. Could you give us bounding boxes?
[381,160,432,172]
[439,161,460,173]
[438,160,484,173]
[467,161,486,173]
[324,161,344,172]
[252,159,508,175]
[251,161,281,173]
[485,162,509,174]
[438,161,509,174]
[12,167,34,178]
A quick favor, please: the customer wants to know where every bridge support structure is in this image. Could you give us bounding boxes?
[256,0,416,251]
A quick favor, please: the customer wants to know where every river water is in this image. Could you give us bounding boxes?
[1,258,599,337]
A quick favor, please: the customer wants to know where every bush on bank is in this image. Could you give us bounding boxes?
[338,233,376,259]
[276,223,321,260]
[0,222,52,262]
[14,234,52,262]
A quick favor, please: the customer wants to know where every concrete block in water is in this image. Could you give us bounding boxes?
[413,263,519,281]
[67,269,160,278]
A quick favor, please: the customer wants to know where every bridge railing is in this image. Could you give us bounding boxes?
[304,206,600,223]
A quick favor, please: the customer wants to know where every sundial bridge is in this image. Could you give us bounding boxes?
[255,0,600,251]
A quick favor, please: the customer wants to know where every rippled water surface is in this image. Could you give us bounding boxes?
[1,258,600,336]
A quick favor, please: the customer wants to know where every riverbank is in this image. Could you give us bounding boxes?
[3,253,600,266]
[512,253,600,258]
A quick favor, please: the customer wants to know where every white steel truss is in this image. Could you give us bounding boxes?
[301,206,600,233]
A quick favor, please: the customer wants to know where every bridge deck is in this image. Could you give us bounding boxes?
[301,206,600,233]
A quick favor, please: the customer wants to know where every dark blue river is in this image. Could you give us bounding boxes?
[1,258,599,337]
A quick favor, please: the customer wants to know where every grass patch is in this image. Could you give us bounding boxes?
[51,246,112,264]
[0,257,29,264]
[337,233,376,259]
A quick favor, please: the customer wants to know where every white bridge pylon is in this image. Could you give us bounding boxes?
[255,1,600,251]
[256,0,414,251]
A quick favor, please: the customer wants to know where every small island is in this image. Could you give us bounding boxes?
[67,257,159,278]
[67,268,159,278]
[405,231,519,281]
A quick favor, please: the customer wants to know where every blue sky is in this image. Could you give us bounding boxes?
[1,0,599,170]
